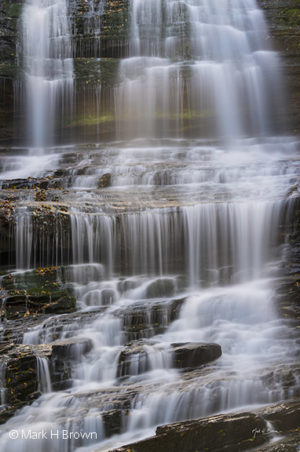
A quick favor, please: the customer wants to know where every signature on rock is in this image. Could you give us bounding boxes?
[252,428,277,438]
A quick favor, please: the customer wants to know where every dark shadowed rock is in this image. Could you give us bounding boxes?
[145,278,176,298]
[172,342,222,369]
[0,343,40,424]
[98,173,111,188]
[116,297,186,341]
[0,337,93,421]
[50,337,93,390]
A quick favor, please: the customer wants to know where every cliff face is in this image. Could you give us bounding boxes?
[258,0,300,135]
[0,0,299,143]
[0,1,21,143]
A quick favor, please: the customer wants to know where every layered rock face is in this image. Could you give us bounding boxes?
[0,0,299,143]
[0,1,21,143]
[258,0,300,135]
[0,0,130,144]
[111,400,300,452]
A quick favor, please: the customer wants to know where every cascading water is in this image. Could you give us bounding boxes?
[21,0,73,148]
[115,0,283,140]
[0,0,299,451]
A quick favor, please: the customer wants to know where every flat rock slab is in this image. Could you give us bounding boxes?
[111,400,300,452]
[111,412,267,452]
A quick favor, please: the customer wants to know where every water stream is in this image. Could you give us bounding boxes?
[20,0,73,148]
[0,0,299,451]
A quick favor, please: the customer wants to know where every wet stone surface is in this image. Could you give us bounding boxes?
[111,400,300,452]
[0,268,76,320]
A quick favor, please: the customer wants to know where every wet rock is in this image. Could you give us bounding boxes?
[260,400,300,433]
[50,337,92,390]
[97,173,111,188]
[172,342,222,369]
[1,268,76,319]
[117,297,186,341]
[0,337,93,421]
[0,176,65,190]
[0,202,72,268]
[111,400,300,452]
[260,364,300,400]
[71,384,141,438]
[258,0,300,135]
[99,289,116,305]
[254,432,300,451]
[0,203,13,264]
[276,197,300,324]
[112,412,268,452]
[117,341,222,378]
[1,307,105,345]
[43,295,76,314]
[51,337,93,359]
[145,278,176,298]
[102,410,124,437]
[117,342,149,377]
[0,343,39,424]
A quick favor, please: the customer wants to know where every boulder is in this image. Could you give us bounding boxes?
[172,342,222,369]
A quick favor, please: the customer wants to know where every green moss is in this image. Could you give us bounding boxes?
[68,113,115,127]
[278,8,300,27]
[2,2,22,18]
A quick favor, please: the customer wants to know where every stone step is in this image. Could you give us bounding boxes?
[117,341,222,378]
[111,400,300,452]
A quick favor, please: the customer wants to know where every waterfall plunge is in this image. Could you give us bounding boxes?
[115,0,283,140]
[21,0,73,148]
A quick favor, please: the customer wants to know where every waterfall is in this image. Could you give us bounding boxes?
[115,0,283,140]
[0,0,299,451]
[69,199,288,286]
[21,0,73,148]
[37,357,52,393]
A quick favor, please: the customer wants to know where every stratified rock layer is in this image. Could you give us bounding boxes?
[111,400,300,452]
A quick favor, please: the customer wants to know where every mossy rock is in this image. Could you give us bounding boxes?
[1,268,76,319]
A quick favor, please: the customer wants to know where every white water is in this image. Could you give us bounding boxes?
[37,357,52,393]
[21,0,73,148]
[115,0,283,139]
[0,0,299,451]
